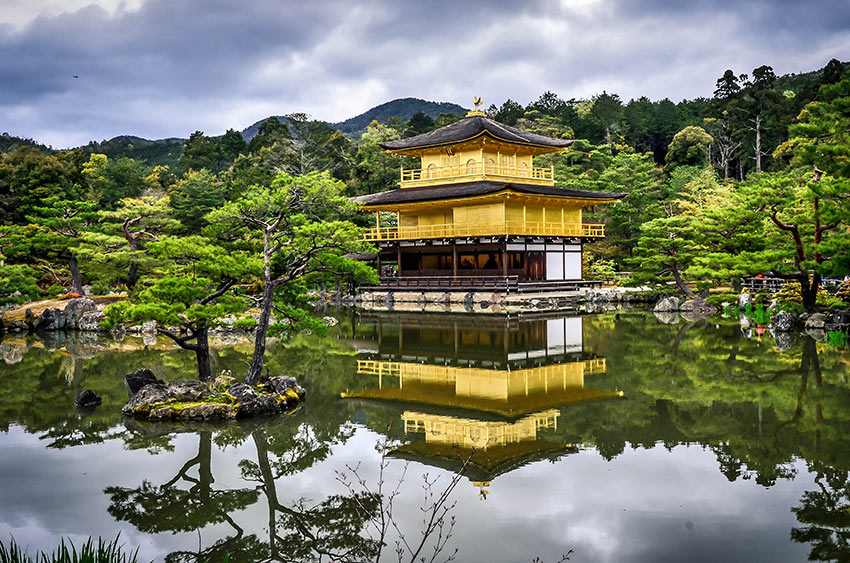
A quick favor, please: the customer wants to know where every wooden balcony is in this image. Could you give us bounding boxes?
[400,163,554,188]
[363,220,605,242]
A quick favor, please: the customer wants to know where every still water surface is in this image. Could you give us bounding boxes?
[0,311,848,562]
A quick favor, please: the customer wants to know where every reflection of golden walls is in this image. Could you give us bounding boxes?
[402,409,560,450]
[357,359,603,397]
[349,358,620,416]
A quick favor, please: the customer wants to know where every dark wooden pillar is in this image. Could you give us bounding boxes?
[452,244,458,279]
[501,243,508,278]
[396,246,402,277]
[376,252,382,280]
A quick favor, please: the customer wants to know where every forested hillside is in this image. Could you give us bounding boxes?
[1,58,849,312]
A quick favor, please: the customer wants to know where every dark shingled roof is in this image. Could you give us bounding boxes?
[352,181,625,207]
[379,115,574,151]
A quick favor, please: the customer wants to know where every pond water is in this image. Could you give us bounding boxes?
[0,311,848,562]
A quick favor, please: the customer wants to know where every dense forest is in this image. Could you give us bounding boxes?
[1,58,849,315]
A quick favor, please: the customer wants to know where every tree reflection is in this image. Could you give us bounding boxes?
[104,414,381,562]
[105,430,264,562]
[792,462,850,561]
[245,428,381,562]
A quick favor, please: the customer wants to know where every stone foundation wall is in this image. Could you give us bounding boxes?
[356,289,594,314]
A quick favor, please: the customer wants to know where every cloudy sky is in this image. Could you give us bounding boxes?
[2,0,848,148]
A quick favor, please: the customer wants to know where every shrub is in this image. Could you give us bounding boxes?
[774,282,803,307]
[819,296,849,310]
[0,265,42,305]
[776,301,805,314]
[835,280,850,302]
[705,292,739,307]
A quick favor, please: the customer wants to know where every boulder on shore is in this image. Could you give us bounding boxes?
[653,296,681,312]
[773,310,796,332]
[124,368,164,397]
[805,313,827,330]
[64,298,97,326]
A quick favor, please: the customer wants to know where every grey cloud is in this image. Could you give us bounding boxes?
[0,0,847,147]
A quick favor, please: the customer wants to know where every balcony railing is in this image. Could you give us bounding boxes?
[356,358,607,377]
[400,163,554,186]
[363,220,605,241]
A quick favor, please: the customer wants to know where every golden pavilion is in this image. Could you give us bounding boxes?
[353,103,624,290]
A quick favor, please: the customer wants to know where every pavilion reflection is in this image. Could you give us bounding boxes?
[342,313,623,494]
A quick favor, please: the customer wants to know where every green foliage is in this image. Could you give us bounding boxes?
[285,114,352,179]
[81,154,148,209]
[0,264,42,304]
[0,132,51,154]
[403,111,435,137]
[584,257,618,283]
[247,117,292,154]
[629,213,705,294]
[774,282,803,305]
[0,146,83,223]
[834,280,850,302]
[167,169,227,232]
[492,98,525,125]
[208,170,375,382]
[777,72,850,179]
[79,136,183,169]
[665,126,712,168]
[79,196,178,289]
[105,236,256,330]
[704,292,739,308]
[219,128,248,162]
[179,130,223,174]
[348,121,404,196]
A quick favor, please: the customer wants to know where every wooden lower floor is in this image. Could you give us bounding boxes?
[373,237,585,286]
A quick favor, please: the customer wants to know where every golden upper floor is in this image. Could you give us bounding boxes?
[360,188,610,241]
[379,114,571,188]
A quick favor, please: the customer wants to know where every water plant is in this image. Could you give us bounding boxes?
[0,535,139,563]
[744,302,771,325]
[826,329,849,350]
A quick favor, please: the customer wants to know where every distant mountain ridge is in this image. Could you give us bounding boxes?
[239,97,468,142]
[328,97,468,137]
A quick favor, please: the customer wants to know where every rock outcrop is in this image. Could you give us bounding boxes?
[122,371,306,421]
[124,368,163,396]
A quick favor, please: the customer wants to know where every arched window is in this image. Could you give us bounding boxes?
[465,159,478,175]
[485,158,495,174]
[519,161,529,176]
[426,163,437,178]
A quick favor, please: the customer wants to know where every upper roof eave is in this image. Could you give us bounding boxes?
[352,181,626,208]
[378,115,574,152]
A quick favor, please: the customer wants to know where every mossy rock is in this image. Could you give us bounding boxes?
[122,375,305,421]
